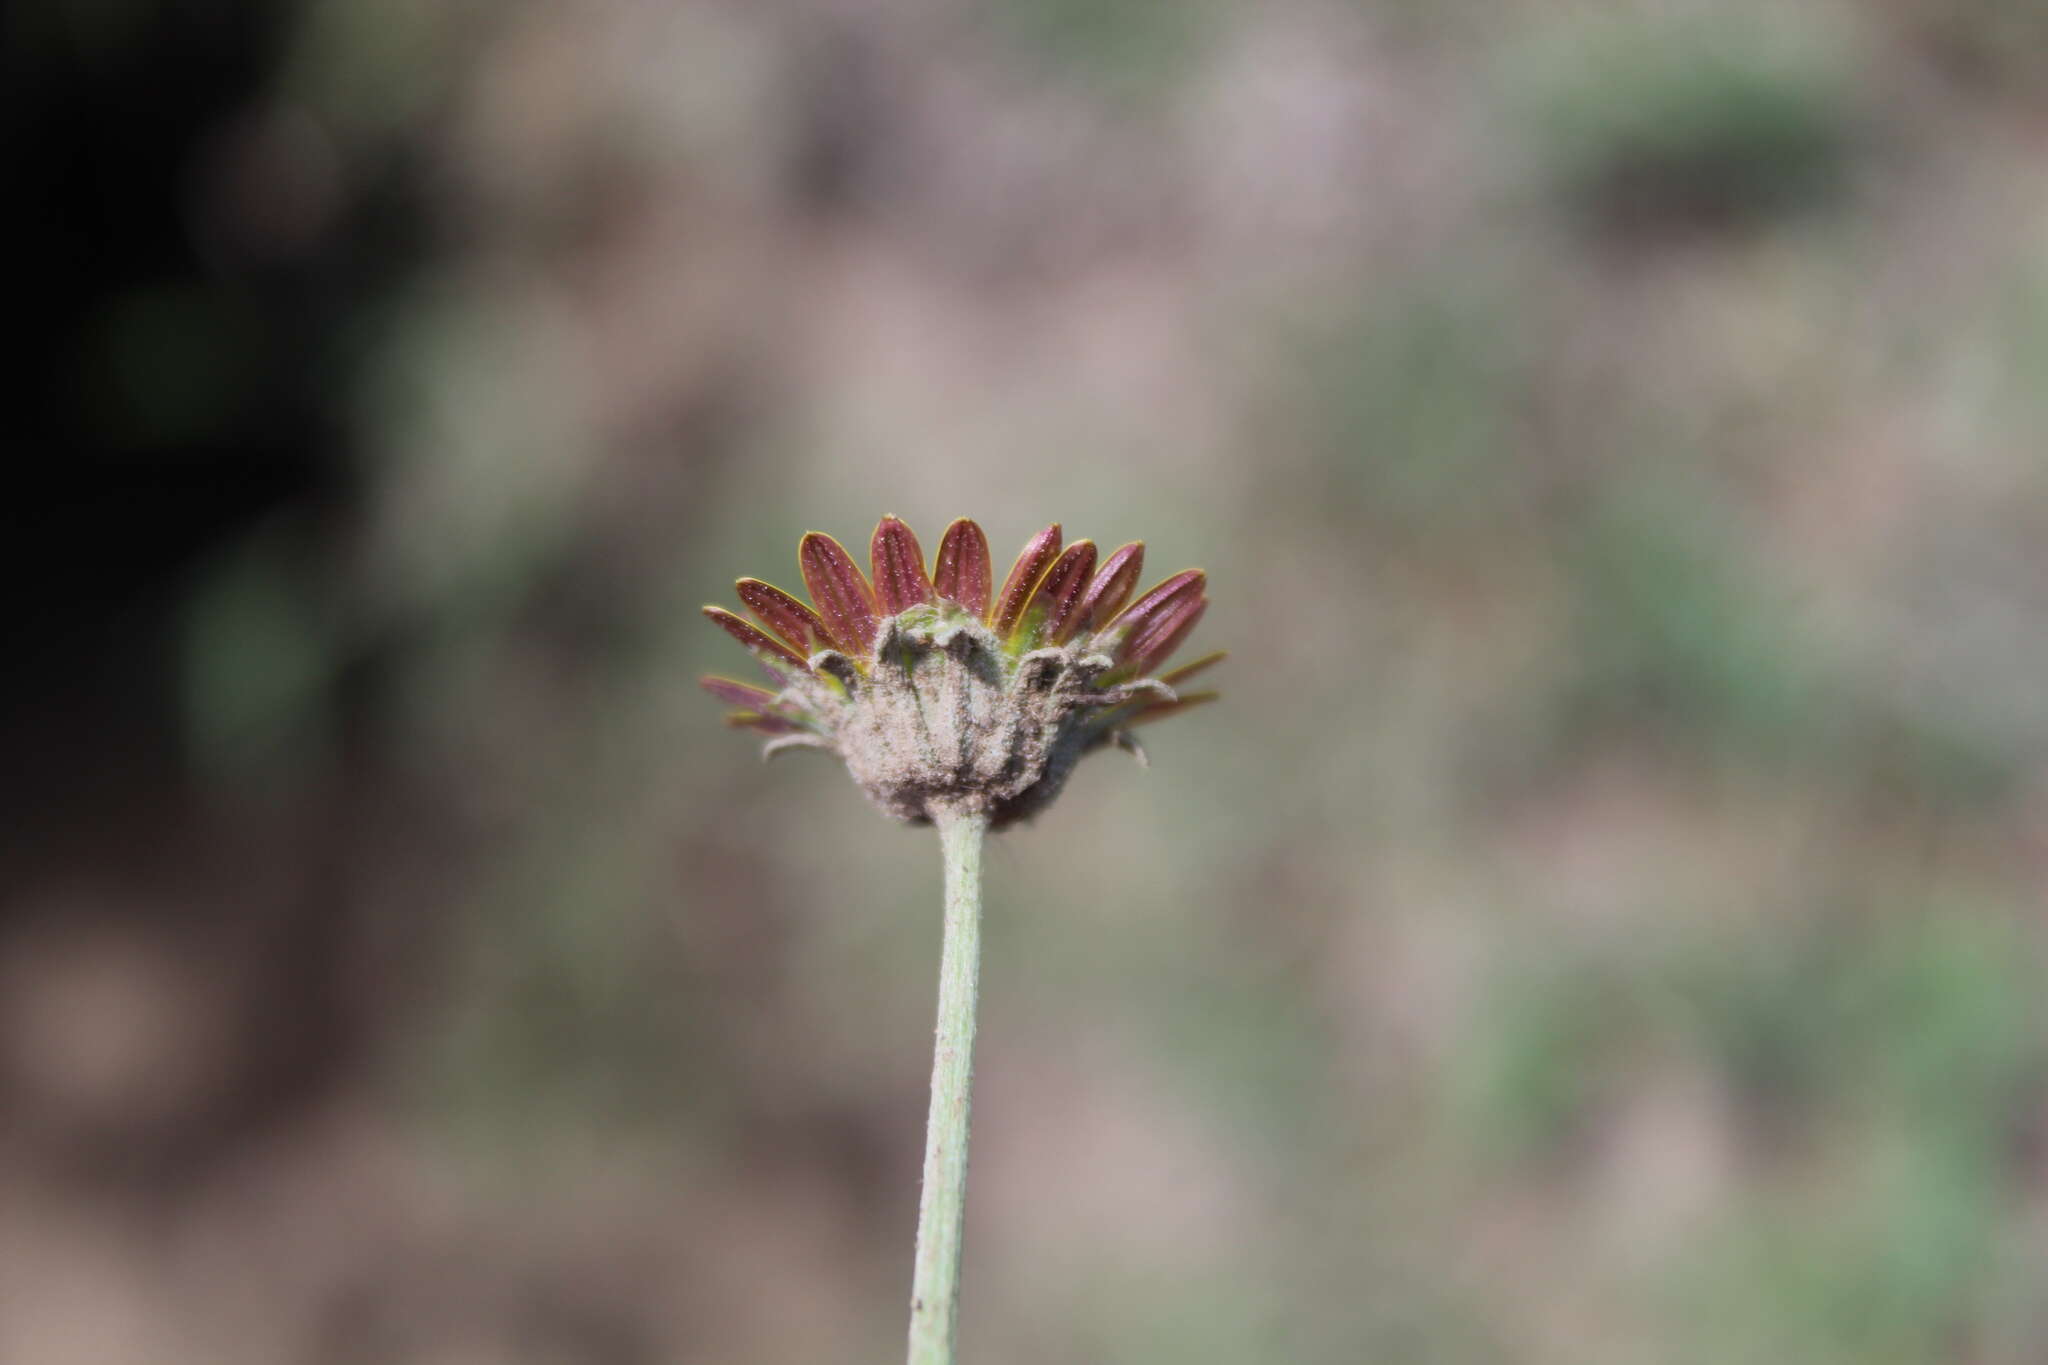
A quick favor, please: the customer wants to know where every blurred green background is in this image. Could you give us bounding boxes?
[8,0,2048,1361]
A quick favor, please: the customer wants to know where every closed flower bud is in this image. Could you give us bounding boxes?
[702,516,1219,827]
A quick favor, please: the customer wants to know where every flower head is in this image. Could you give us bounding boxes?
[703,517,1219,827]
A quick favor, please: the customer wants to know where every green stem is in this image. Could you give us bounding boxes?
[906,807,990,1365]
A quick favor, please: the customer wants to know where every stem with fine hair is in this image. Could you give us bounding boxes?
[906,806,990,1365]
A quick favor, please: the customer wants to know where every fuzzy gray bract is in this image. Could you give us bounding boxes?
[765,603,1166,828]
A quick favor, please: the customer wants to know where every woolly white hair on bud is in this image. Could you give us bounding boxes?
[765,602,1169,828]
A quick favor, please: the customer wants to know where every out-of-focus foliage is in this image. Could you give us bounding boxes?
[1513,10,1862,238]
[10,0,2048,1361]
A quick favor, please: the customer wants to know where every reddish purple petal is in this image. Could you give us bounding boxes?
[1025,540,1097,646]
[1101,569,1205,660]
[737,578,831,656]
[931,518,992,616]
[990,523,1062,640]
[869,516,934,616]
[1156,650,1225,688]
[1071,541,1144,636]
[700,675,779,708]
[1127,597,1206,676]
[703,606,807,675]
[1127,690,1218,727]
[799,531,879,656]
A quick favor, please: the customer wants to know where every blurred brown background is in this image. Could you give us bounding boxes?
[9,0,2048,1361]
